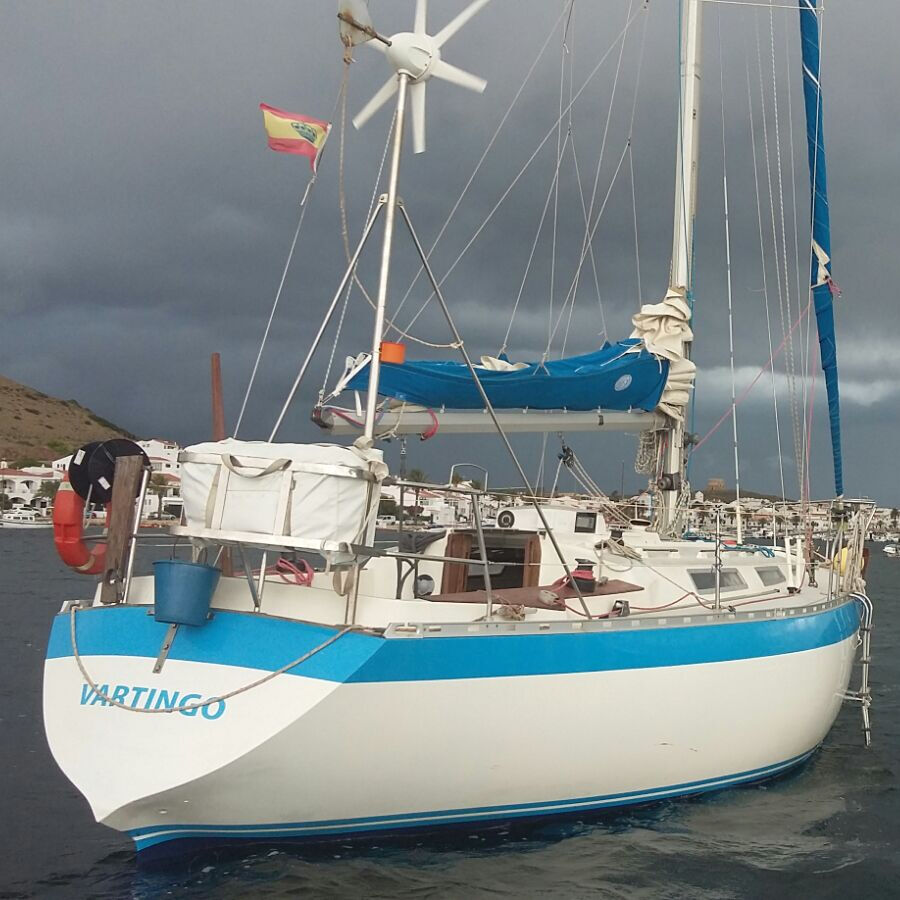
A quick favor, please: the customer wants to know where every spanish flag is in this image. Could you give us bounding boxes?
[260,103,331,172]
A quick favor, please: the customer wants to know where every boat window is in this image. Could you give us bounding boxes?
[756,566,786,587]
[688,568,748,594]
[574,512,597,534]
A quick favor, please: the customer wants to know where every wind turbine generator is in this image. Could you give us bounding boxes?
[350,0,491,153]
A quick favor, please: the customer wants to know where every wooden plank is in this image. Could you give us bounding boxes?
[211,352,226,441]
[440,532,472,594]
[522,534,542,588]
[210,352,234,576]
[99,455,144,605]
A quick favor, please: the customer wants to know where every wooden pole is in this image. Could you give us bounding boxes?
[99,455,144,606]
[211,352,225,441]
[210,352,233,575]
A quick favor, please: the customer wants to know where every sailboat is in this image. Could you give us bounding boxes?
[43,0,875,860]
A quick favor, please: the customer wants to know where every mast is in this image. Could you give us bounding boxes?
[364,73,409,439]
[660,0,703,533]
[350,0,490,439]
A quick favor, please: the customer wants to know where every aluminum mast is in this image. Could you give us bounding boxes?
[660,0,703,533]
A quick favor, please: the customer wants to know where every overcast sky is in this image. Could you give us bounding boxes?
[2,1,898,505]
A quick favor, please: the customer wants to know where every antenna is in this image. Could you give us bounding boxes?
[351,0,491,153]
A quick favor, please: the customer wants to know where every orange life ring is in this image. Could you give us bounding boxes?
[52,475,108,575]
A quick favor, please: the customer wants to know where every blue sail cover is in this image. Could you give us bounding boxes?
[799,0,843,495]
[345,339,669,411]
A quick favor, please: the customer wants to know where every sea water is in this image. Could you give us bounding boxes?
[2,531,898,898]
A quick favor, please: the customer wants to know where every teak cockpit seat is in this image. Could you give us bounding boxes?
[428,579,643,610]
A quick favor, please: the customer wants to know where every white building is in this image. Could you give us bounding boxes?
[139,438,181,475]
[0,465,58,509]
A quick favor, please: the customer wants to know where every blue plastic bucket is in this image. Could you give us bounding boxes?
[153,559,220,627]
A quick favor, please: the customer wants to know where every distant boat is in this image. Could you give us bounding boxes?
[884,544,899,558]
[0,508,53,529]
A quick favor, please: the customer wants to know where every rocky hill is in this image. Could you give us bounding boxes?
[0,375,133,466]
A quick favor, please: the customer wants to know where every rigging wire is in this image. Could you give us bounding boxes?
[717,10,743,540]
[537,9,572,496]
[499,136,570,356]
[543,142,630,357]
[745,23,787,506]
[549,2,573,352]
[564,0,649,356]
[555,0,637,361]
[568,134,608,343]
[399,5,647,338]
[384,2,572,335]
[693,296,811,453]
[782,12,808,427]
[336,103,456,351]
[558,7,585,358]
[233,67,348,437]
[768,2,805,497]
[628,4,651,309]
[755,15,801,498]
[324,86,396,394]
[535,431,549,495]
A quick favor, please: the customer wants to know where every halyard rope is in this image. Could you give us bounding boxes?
[745,25,787,506]
[388,3,572,332]
[234,68,348,437]
[68,604,352,714]
[400,5,646,338]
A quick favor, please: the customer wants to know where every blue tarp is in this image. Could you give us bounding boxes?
[799,0,843,496]
[345,339,669,411]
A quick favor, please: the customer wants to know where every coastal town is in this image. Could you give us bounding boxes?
[3,439,898,544]
[0,438,183,526]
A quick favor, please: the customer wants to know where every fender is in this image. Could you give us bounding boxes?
[52,476,107,575]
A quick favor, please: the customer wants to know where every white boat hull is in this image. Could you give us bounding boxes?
[43,600,860,857]
[0,521,53,529]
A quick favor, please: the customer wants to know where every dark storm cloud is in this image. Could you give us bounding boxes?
[1,1,897,504]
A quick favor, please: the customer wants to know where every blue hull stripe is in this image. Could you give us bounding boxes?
[128,748,817,851]
[46,602,859,683]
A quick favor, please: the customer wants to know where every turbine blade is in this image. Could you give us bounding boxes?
[430,59,487,94]
[414,0,427,34]
[410,81,426,153]
[353,76,398,129]
[433,0,491,48]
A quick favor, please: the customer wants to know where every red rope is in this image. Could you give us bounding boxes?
[233,556,314,587]
[420,408,439,441]
[323,405,439,441]
[693,298,811,453]
[273,557,315,586]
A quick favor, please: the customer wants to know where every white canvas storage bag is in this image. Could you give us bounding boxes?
[179,440,386,558]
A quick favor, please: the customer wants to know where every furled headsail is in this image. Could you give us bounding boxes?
[799,0,842,495]
[629,286,696,421]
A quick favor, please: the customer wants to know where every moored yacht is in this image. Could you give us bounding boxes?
[43,0,875,860]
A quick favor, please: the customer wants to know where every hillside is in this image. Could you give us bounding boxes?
[0,375,133,466]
